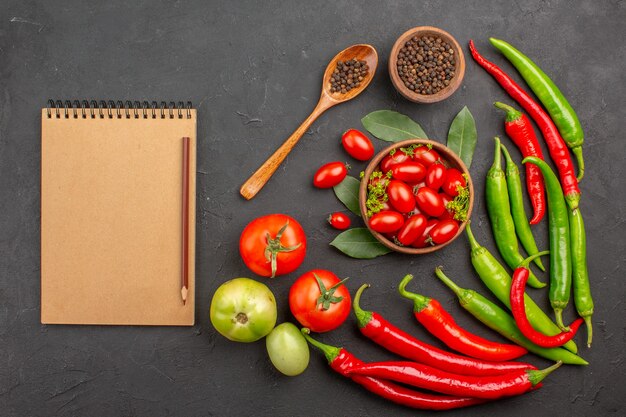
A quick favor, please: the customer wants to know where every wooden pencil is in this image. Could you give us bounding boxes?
[181,136,190,305]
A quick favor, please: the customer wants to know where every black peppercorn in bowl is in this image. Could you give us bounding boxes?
[389,26,465,104]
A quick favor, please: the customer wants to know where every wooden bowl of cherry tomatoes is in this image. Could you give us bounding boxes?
[359,139,474,254]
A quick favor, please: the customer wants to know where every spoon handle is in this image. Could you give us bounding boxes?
[240,99,331,200]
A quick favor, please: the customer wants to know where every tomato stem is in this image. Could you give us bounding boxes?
[234,312,249,324]
[315,274,349,311]
[264,221,302,278]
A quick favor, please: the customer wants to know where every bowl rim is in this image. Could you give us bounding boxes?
[388,26,466,104]
[359,139,474,254]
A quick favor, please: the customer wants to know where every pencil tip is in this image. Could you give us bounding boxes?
[181,286,188,305]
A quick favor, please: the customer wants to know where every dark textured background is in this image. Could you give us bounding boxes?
[1,1,625,416]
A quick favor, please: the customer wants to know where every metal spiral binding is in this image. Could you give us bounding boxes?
[46,100,193,119]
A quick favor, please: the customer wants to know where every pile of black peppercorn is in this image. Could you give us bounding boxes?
[396,35,456,95]
[330,59,369,94]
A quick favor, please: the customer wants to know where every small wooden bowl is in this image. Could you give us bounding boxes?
[359,139,474,254]
[389,26,465,104]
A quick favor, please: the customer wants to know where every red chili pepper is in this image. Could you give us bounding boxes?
[353,284,536,376]
[396,277,527,361]
[348,360,561,400]
[301,329,486,410]
[510,252,584,347]
[494,101,546,224]
[469,40,580,211]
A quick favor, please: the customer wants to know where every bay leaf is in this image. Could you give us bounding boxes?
[361,110,428,142]
[330,228,391,259]
[333,176,361,216]
[447,106,477,168]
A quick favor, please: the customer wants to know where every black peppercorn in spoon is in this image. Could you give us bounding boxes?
[240,44,378,200]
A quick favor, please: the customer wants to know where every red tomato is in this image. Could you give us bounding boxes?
[387,180,416,213]
[240,214,306,278]
[341,129,375,161]
[426,163,448,190]
[415,186,445,217]
[439,193,455,221]
[380,152,411,173]
[391,161,427,184]
[328,212,351,230]
[369,211,405,233]
[413,146,441,167]
[397,214,428,246]
[411,219,439,248]
[289,269,351,333]
[430,219,460,245]
[442,168,467,197]
[313,162,348,188]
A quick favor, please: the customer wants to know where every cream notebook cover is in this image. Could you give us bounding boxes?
[41,102,196,325]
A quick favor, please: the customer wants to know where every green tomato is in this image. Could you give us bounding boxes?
[266,322,309,376]
[210,277,277,343]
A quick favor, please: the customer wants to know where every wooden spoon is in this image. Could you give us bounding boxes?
[240,44,378,200]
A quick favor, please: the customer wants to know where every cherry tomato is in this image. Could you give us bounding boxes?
[439,193,455,221]
[425,163,448,191]
[387,180,416,213]
[415,186,445,217]
[396,214,428,246]
[313,162,348,188]
[289,269,351,333]
[380,152,411,173]
[442,168,467,197]
[430,219,460,245]
[341,129,375,161]
[391,161,427,184]
[411,219,439,248]
[413,146,441,167]
[240,214,306,278]
[369,211,405,233]
[327,212,351,230]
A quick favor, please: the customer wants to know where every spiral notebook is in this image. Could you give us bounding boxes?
[41,100,196,326]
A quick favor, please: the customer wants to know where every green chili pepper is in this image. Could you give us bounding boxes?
[569,208,593,347]
[500,143,545,272]
[465,223,578,353]
[486,137,545,288]
[434,267,588,365]
[490,38,585,181]
[522,157,572,330]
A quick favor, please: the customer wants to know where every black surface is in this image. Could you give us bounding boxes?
[1,1,625,416]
